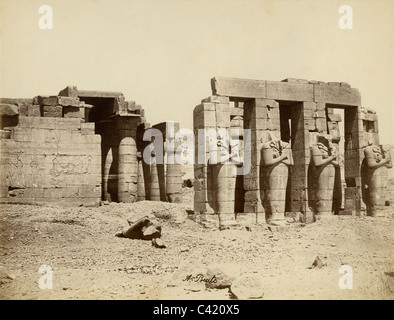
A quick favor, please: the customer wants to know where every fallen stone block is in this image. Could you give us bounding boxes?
[122,217,152,239]
[310,256,325,269]
[205,263,240,289]
[142,225,161,240]
[152,238,166,248]
[230,273,264,299]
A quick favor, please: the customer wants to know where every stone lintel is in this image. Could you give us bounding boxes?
[77,90,124,98]
[314,84,361,106]
[211,77,267,99]
[211,77,361,106]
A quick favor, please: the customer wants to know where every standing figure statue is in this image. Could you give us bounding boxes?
[260,132,293,225]
[310,135,338,217]
[363,140,392,216]
[208,129,237,228]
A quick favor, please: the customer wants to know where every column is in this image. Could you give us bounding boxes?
[117,117,138,203]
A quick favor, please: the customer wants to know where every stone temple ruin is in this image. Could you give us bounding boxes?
[0,86,183,206]
[0,78,393,228]
[192,77,393,228]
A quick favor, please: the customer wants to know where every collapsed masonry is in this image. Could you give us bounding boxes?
[0,86,183,206]
[193,77,393,228]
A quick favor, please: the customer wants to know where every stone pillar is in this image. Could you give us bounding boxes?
[137,151,145,201]
[150,156,161,201]
[344,107,363,215]
[117,117,138,203]
[193,95,230,227]
[102,141,113,202]
[243,99,279,223]
[292,102,326,222]
[166,162,182,203]
[165,126,183,203]
[327,111,343,214]
[101,122,118,202]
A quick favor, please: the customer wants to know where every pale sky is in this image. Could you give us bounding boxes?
[1,0,393,143]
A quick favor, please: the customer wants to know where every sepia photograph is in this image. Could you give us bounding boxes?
[0,0,393,302]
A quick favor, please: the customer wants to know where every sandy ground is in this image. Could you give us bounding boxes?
[0,188,393,300]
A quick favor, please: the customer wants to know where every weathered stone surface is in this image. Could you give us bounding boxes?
[314,84,361,105]
[1,98,33,105]
[211,77,267,99]
[142,225,161,240]
[311,256,323,268]
[0,104,19,117]
[38,96,58,106]
[77,90,123,98]
[230,273,264,299]
[266,81,314,101]
[18,104,41,117]
[58,86,78,97]
[152,238,166,248]
[281,78,309,84]
[58,96,80,107]
[0,129,11,139]
[205,263,240,289]
[194,105,216,128]
[63,106,80,118]
[0,266,16,285]
[122,217,151,239]
[42,105,63,117]
[202,95,230,103]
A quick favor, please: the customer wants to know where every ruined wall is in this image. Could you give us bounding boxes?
[0,88,184,207]
[193,96,230,227]
[0,97,101,206]
[193,77,391,227]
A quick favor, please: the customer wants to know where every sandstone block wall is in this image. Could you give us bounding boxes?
[0,97,101,206]
[194,77,390,226]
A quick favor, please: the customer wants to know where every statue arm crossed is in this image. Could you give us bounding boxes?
[261,141,292,167]
[311,145,336,167]
[364,146,392,169]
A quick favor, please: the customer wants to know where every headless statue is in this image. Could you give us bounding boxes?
[260,132,293,224]
[310,135,338,216]
[363,141,392,216]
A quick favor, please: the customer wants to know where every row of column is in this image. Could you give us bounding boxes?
[101,117,183,203]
